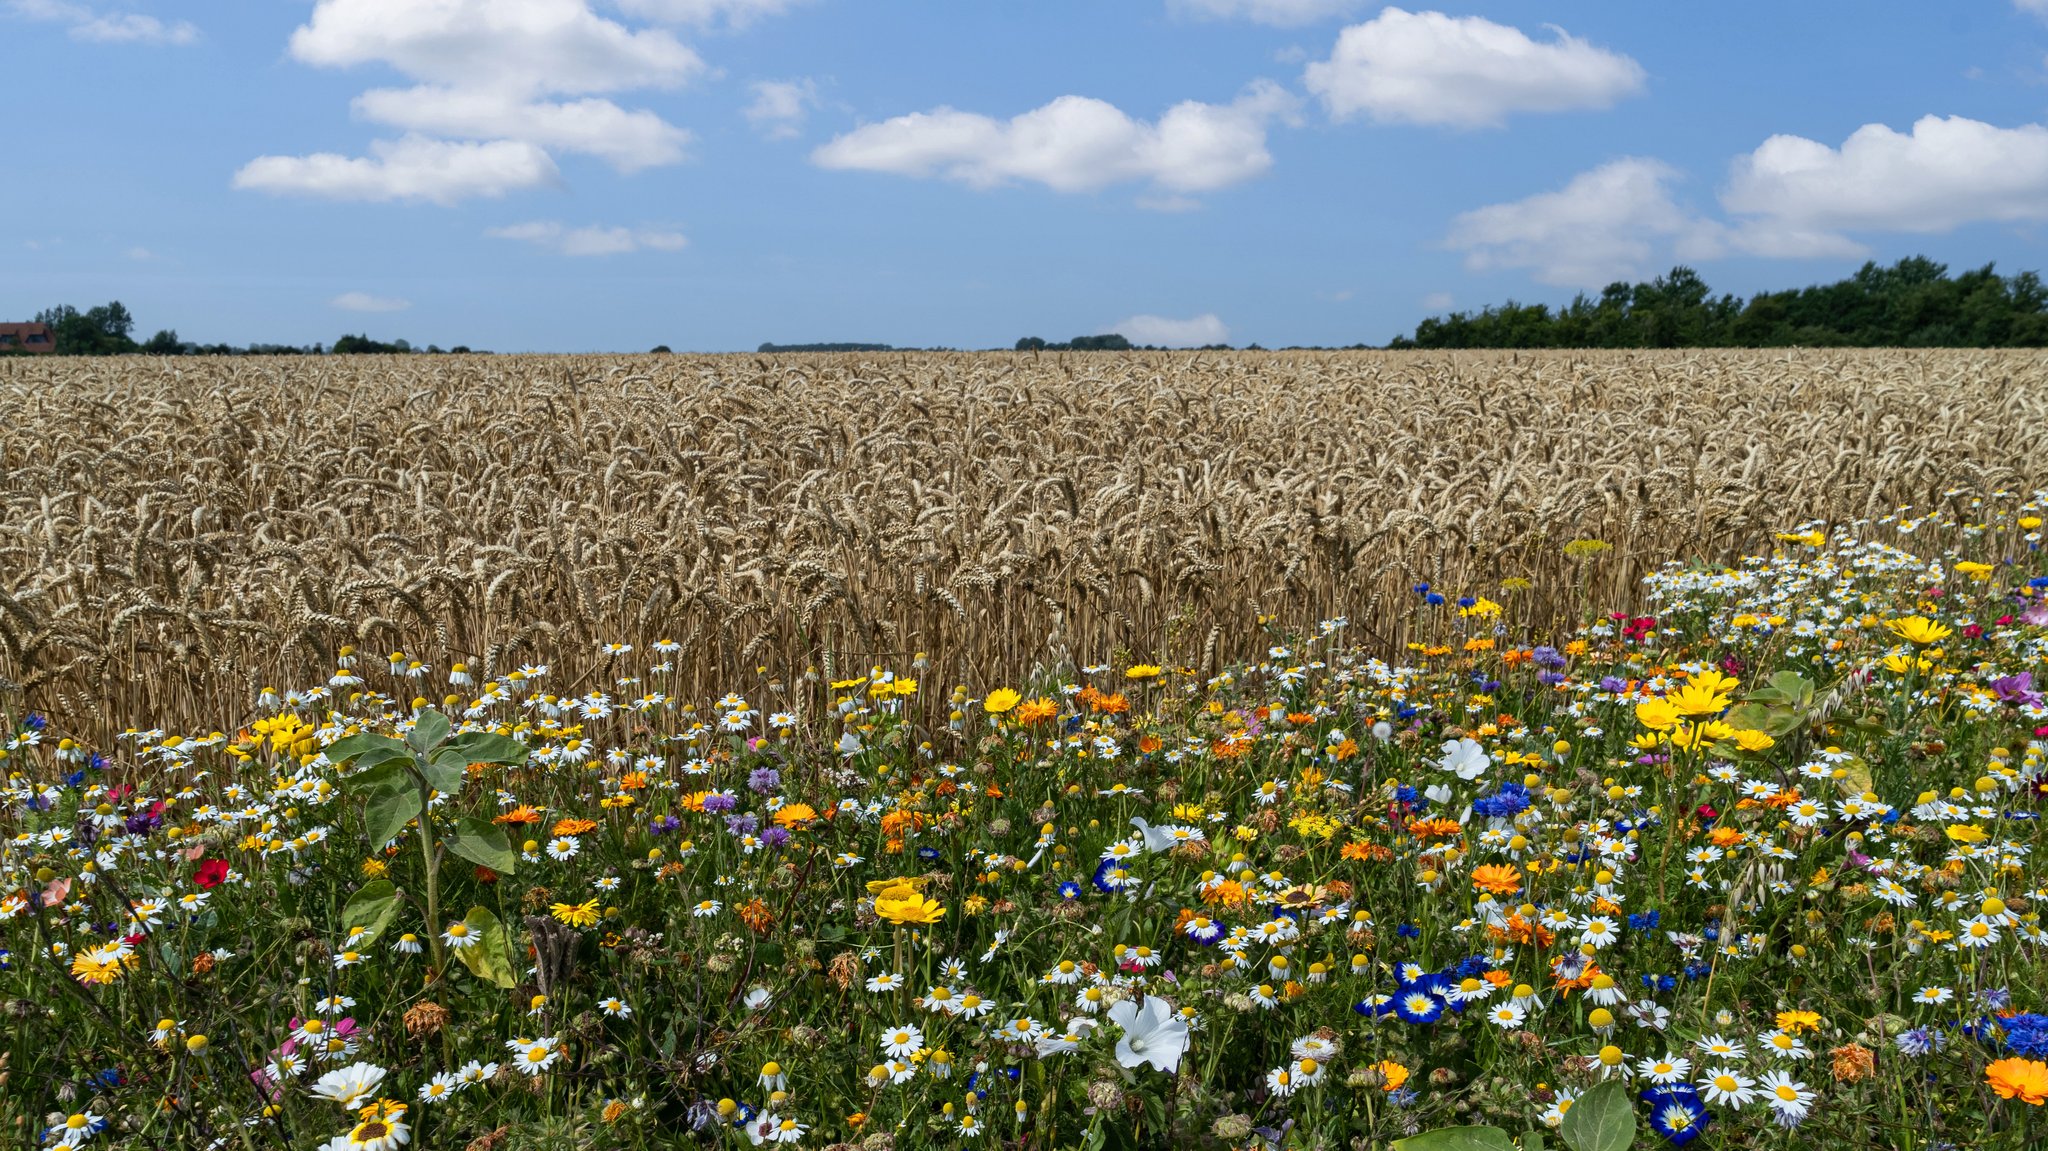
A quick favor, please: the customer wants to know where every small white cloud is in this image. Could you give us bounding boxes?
[2017,0,2048,17]
[1304,7,1644,128]
[8,0,198,44]
[614,0,808,28]
[745,79,819,140]
[1105,313,1231,347]
[813,81,1299,196]
[1420,291,1452,310]
[234,136,559,205]
[351,86,691,172]
[125,246,154,261]
[331,291,412,312]
[487,220,688,256]
[1446,157,1727,288]
[1721,114,2048,254]
[1171,0,1363,26]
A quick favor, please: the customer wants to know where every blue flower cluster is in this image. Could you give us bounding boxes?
[1471,781,1532,819]
[1999,1012,2048,1058]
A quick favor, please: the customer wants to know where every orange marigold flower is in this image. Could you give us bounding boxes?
[1829,1043,1875,1083]
[737,898,776,934]
[617,771,650,791]
[1470,864,1524,895]
[1200,880,1248,907]
[493,805,543,826]
[1405,817,1464,841]
[552,818,598,836]
[1137,734,1163,755]
[772,803,818,829]
[1013,697,1059,724]
[1091,692,1130,715]
[1986,1057,2048,1104]
[1340,840,1391,863]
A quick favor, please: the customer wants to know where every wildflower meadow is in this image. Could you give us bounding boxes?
[5,497,2048,1150]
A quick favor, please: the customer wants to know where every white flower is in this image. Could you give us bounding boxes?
[1439,737,1490,781]
[743,987,773,1011]
[1107,995,1189,1073]
[309,1061,387,1107]
[879,1023,924,1059]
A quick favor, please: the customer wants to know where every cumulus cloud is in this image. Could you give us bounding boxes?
[1445,158,1728,288]
[1106,313,1231,347]
[745,79,820,139]
[2017,0,2048,16]
[331,291,412,312]
[614,0,808,27]
[486,220,689,256]
[1721,115,2048,255]
[351,86,691,171]
[1170,0,1363,26]
[812,81,1299,197]
[1304,7,1644,128]
[233,136,560,205]
[8,0,197,43]
[244,0,716,203]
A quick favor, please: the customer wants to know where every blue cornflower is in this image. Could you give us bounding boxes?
[1457,596,1476,608]
[1396,923,1421,939]
[1425,593,1445,606]
[916,846,941,862]
[1642,1085,1712,1145]
[1998,1012,2048,1057]
[1628,910,1662,933]
[1412,583,1431,595]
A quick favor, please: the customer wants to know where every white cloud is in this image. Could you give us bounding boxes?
[1171,0,1363,26]
[8,0,197,43]
[246,1,708,202]
[351,86,691,171]
[812,81,1299,196]
[1106,313,1231,347]
[614,0,808,27]
[233,136,560,205]
[1304,7,1644,128]
[1446,158,1727,288]
[487,220,689,256]
[745,79,819,140]
[331,291,412,312]
[1420,291,1452,310]
[290,0,701,95]
[2017,0,2048,16]
[1721,115,2048,254]
[125,246,154,261]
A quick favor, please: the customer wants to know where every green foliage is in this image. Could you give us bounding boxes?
[332,333,412,354]
[341,879,401,945]
[33,301,138,354]
[1558,1081,1635,1151]
[1391,257,2048,348]
[454,905,519,988]
[445,816,517,874]
[1392,1126,1520,1151]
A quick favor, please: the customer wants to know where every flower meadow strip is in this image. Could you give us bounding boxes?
[5,505,2048,1149]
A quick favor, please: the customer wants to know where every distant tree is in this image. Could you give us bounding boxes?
[332,333,406,354]
[1014,336,1047,351]
[650,345,673,354]
[1065,334,1131,351]
[142,329,182,355]
[34,300,139,354]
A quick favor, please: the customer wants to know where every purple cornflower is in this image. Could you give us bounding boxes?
[724,814,759,836]
[1599,675,1627,693]
[747,767,782,793]
[761,826,791,849]
[700,792,738,814]
[1531,645,1567,669]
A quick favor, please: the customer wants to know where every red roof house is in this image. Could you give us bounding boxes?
[0,322,55,353]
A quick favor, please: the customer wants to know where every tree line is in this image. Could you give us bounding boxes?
[1389,257,2048,349]
[3,303,475,355]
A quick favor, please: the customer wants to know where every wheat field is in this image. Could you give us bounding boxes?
[3,349,2044,738]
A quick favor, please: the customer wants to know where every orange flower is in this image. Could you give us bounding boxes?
[772,803,818,830]
[1013,697,1059,725]
[1470,864,1524,895]
[1137,734,1163,755]
[552,817,598,836]
[1341,841,1392,863]
[493,805,543,826]
[1405,817,1464,841]
[1199,880,1248,907]
[1212,738,1251,760]
[1329,738,1359,761]
[1987,1057,2048,1104]
[617,771,650,791]
[1091,692,1130,716]
[737,898,775,933]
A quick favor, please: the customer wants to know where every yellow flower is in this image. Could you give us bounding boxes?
[1775,1009,1822,1034]
[1775,529,1826,547]
[1123,665,1163,681]
[1635,698,1681,732]
[873,891,945,926]
[1885,616,1952,646]
[551,899,601,928]
[982,688,1021,715]
[1730,729,1775,753]
[1666,679,1733,719]
[1953,561,1994,581]
[1945,824,1989,844]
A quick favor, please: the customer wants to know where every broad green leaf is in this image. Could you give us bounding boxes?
[1559,1080,1635,1151]
[324,732,407,766]
[367,786,424,847]
[453,905,518,988]
[407,709,451,754]
[341,879,400,945]
[342,759,410,798]
[1524,1133,1545,1151]
[440,731,530,768]
[445,817,516,874]
[1393,1127,1518,1151]
[420,752,468,797]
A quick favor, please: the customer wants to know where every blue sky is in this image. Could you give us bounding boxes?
[8,1,2048,351]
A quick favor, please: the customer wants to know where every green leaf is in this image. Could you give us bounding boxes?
[341,879,400,945]
[440,730,530,768]
[366,786,424,847]
[445,817,516,874]
[1393,1128,1519,1151]
[1524,1133,1546,1151]
[324,732,407,767]
[1559,1080,1635,1151]
[453,905,518,988]
[421,752,468,796]
[407,709,451,754]
[341,758,411,798]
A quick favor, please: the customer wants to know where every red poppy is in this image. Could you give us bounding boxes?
[193,859,230,889]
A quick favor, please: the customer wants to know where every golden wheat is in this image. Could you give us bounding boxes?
[3,348,2045,739]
